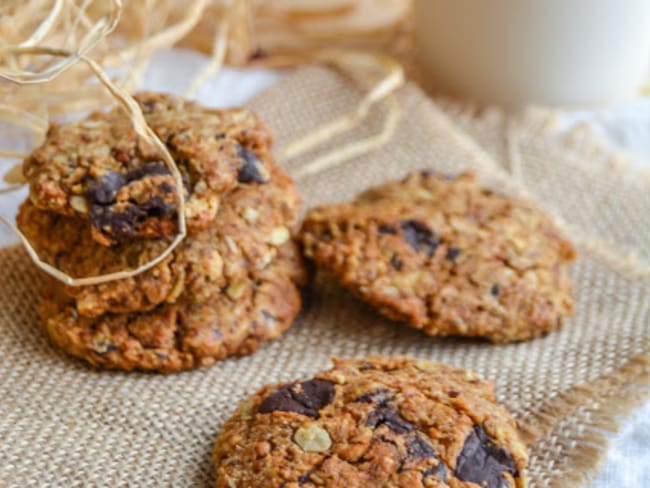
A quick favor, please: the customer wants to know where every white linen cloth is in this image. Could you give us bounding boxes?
[0,48,647,487]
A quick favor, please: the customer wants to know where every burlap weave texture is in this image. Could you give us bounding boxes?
[0,66,648,487]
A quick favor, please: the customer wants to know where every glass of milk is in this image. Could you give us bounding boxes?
[414,0,650,108]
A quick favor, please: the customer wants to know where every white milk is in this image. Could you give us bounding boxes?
[414,0,650,108]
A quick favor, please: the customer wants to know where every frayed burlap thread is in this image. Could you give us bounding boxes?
[0,66,648,487]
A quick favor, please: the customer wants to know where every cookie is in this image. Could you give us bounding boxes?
[213,356,528,487]
[300,171,576,342]
[18,160,300,318]
[39,237,306,373]
[23,92,273,245]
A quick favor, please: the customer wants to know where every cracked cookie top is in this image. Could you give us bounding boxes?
[23,92,273,245]
[213,356,528,487]
[300,171,576,343]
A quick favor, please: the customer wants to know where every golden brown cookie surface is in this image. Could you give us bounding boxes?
[18,161,300,318]
[23,92,273,245]
[213,356,528,487]
[300,171,576,342]
[39,238,306,373]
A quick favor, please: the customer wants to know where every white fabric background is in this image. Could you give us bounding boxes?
[0,48,647,487]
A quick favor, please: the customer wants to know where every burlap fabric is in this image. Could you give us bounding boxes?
[0,66,648,487]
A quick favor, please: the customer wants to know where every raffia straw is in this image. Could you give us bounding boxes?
[277,49,404,164]
[185,3,231,98]
[0,104,48,133]
[103,0,209,66]
[18,0,66,47]
[0,0,122,83]
[0,46,186,287]
[292,93,400,179]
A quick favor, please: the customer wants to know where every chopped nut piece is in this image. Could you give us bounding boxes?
[242,207,259,223]
[267,226,290,246]
[69,195,89,213]
[293,423,332,452]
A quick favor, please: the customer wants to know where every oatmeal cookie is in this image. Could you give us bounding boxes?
[213,356,528,487]
[18,161,299,318]
[23,92,273,245]
[39,238,306,373]
[300,171,576,342]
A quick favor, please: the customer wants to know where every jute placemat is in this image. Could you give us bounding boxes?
[0,66,648,487]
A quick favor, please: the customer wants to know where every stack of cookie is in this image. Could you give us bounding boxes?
[17,93,307,372]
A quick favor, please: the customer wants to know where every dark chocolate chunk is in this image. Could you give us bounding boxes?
[249,47,269,61]
[141,100,157,112]
[406,433,437,460]
[355,388,391,405]
[87,171,127,205]
[258,379,335,418]
[160,182,175,193]
[400,220,439,257]
[448,390,460,398]
[139,196,172,218]
[88,195,172,239]
[89,205,140,238]
[237,147,268,183]
[390,254,403,270]
[491,284,500,297]
[455,425,518,488]
[366,404,414,434]
[422,462,448,482]
[297,472,311,485]
[126,161,171,182]
[446,247,461,262]
[420,169,455,181]
[378,224,397,235]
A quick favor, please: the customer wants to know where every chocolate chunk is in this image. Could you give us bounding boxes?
[420,169,455,181]
[249,47,269,61]
[366,404,414,434]
[455,425,518,488]
[140,196,172,218]
[378,224,397,235]
[390,254,403,270]
[259,379,335,418]
[88,196,172,239]
[237,147,268,183]
[160,182,175,193]
[141,100,157,112]
[297,472,311,485]
[400,220,439,257]
[89,205,142,238]
[491,284,500,297]
[406,433,437,460]
[446,247,461,262]
[356,388,391,405]
[87,171,127,205]
[126,161,171,182]
[422,462,448,482]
